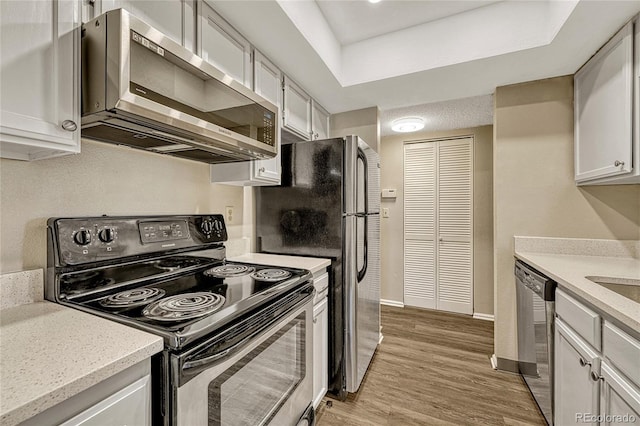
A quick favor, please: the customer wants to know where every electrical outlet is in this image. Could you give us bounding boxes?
[382,208,390,218]
[225,206,234,224]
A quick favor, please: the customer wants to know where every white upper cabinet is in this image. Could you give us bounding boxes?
[0,0,81,161]
[311,100,330,140]
[254,50,282,108]
[100,0,195,49]
[575,19,640,185]
[199,1,252,88]
[250,50,282,183]
[210,50,281,186]
[283,75,312,140]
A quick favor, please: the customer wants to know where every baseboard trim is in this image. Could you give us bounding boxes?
[473,313,495,321]
[380,299,404,308]
[492,355,520,373]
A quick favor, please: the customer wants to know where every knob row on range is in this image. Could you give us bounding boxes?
[200,219,223,234]
[73,228,116,245]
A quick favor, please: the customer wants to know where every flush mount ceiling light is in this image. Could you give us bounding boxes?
[391,117,425,133]
[368,0,382,3]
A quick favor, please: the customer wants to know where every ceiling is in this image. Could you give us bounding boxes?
[315,0,502,45]
[209,0,640,133]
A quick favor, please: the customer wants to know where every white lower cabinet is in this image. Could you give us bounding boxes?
[555,318,600,425]
[312,271,329,409]
[21,360,152,426]
[555,289,640,425]
[601,361,640,425]
[61,375,151,426]
[313,297,328,409]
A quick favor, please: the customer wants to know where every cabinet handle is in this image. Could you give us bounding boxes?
[614,160,625,167]
[61,120,77,132]
[259,167,266,173]
[313,318,318,324]
[590,371,603,382]
[579,358,591,367]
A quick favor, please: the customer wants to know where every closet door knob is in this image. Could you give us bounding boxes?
[614,160,625,167]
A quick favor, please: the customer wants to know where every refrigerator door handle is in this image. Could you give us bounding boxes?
[356,214,368,283]
[356,147,369,283]
[357,148,369,214]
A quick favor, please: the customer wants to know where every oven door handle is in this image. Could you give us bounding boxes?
[180,287,313,378]
[182,330,262,372]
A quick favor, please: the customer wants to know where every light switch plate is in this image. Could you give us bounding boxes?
[382,208,390,218]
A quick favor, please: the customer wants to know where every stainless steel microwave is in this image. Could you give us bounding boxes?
[81,9,278,164]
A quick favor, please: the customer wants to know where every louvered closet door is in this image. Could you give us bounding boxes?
[437,138,473,314]
[403,143,437,309]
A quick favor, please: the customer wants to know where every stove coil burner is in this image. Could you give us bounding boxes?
[204,264,255,278]
[142,292,226,322]
[100,287,166,309]
[250,269,292,282]
[156,257,203,271]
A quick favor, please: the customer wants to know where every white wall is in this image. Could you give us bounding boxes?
[493,76,640,364]
[330,106,380,152]
[0,139,248,274]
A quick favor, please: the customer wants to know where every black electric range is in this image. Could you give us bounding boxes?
[45,215,313,349]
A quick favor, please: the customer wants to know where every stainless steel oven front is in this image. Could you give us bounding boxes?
[169,291,314,426]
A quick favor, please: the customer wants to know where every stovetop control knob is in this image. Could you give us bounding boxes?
[98,228,115,243]
[73,229,92,246]
[200,219,213,234]
[213,219,223,232]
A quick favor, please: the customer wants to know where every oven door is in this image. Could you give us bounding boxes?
[172,289,314,426]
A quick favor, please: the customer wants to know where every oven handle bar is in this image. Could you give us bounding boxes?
[179,286,313,378]
[182,329,261,371]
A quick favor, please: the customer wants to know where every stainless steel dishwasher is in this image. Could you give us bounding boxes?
[515,259,557,426]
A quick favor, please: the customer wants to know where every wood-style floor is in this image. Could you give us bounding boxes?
[316,305,546,426]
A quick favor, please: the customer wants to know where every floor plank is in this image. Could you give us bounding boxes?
[316,305,546,426]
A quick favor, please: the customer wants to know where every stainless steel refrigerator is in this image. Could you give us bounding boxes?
[256,135,380,399]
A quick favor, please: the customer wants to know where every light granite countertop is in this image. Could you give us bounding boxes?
[514,250,640,333]
[228,253,331,275]
[0,301,163,426]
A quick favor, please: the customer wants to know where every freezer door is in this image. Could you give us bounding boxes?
[344,213,380,393]
[256,138,345,256]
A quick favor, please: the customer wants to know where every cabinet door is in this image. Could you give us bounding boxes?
[313,297,328,409]
[555,319,600,425]
[283,75,311,140]
[311,100,330,140]
[601,361,640,426]
[575,21,633,183]
[0,0,80,160]
[60,375,151,426]
[252,50,282,183]
[100,0,190,47]
[199,1,252,88]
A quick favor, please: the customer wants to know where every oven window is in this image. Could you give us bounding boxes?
[207,313,306,426]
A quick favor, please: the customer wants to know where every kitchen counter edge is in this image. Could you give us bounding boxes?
[0,301,164,426]
[514,251,640,333]
[228,253,331,275]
